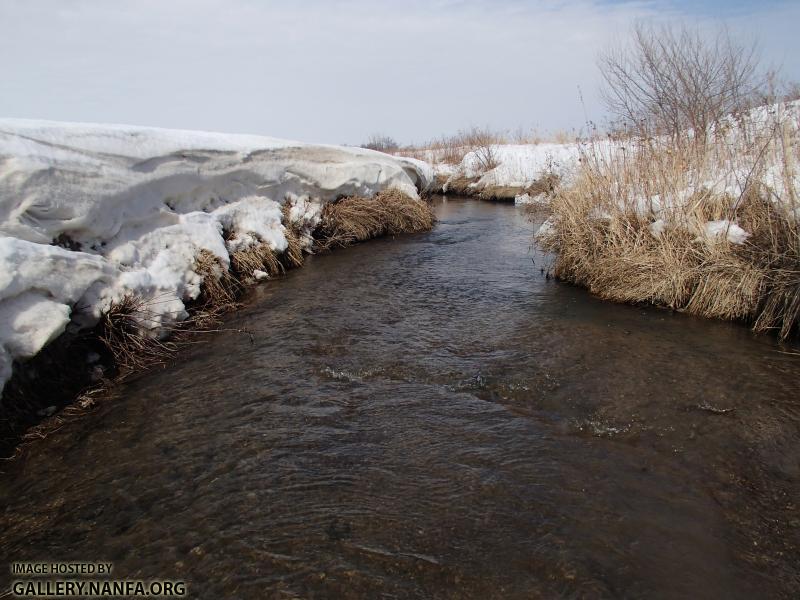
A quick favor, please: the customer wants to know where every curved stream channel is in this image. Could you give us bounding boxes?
[2,198,800,598]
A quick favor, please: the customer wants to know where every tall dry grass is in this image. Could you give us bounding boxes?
[315,189,435,248]
[396,127,508,169]
[399,126,579,168]
[539,104,800,339]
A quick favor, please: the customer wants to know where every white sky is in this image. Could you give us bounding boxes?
[1,0,798,144]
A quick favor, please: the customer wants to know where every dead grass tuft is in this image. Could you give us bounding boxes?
[479,186,524,202]
[195,249,240,308]
[230,244,283,280]
[527,173,561,197]
[281,202,306,268]
[315,189,435,249]
[444,175,481,196]
[97,295,181,375]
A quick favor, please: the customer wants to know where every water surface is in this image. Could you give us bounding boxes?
[2,198,799,598]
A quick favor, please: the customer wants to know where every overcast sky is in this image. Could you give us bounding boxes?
[1,0,798,144]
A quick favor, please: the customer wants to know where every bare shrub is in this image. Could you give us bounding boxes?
[784,81,800,103]
[751,72,800,107]
[462,126,500,172]
[540,21,800,339]
[599,22,760,139]
[400,127,508,168]
[362,134,400,154]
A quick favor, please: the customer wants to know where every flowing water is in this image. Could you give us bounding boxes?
[2,198,799,599]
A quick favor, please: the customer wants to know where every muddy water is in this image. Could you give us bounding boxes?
[2,198,799,599]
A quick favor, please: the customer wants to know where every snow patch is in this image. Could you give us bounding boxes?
[0,119,428,391]
[701,220,751,245]
[535,217,558,241]
[649,219,667,238]
[514,193,548,206]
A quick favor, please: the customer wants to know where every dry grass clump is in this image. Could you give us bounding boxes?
[315,189,435,249]
[281,202,306,268]
[224,202,308,282]
[756,265,800,340]
[540,108,800,339]
[527,173,561,197]
[547,20,800,340]
[282,228,305,268]
[195,249,240,308]
[479,185,524,202]
[97,295,182,374]
[230,244,283,280]
[444,175,481,196]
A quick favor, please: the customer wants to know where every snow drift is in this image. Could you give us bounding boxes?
[0,119,433,391]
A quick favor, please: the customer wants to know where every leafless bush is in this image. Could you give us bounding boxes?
[362,134,400,154]
[599,22,760,139]
[400,127,508,167]
[751,72,800,107]
[784,82,800,103]
[432,135,467,165]
[461,126,500,171]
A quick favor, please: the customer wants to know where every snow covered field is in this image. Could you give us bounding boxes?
[460,142,584,187]
[427,140,589,201]
[0,120,433,392]
[431,101,800,217]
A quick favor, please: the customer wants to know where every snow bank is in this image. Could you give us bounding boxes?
[432,140,606,198]
[463,143,586,187]
[0,119,432,390]
[432,101,800,205]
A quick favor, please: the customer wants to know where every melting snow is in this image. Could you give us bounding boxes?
[0,119,432,390]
